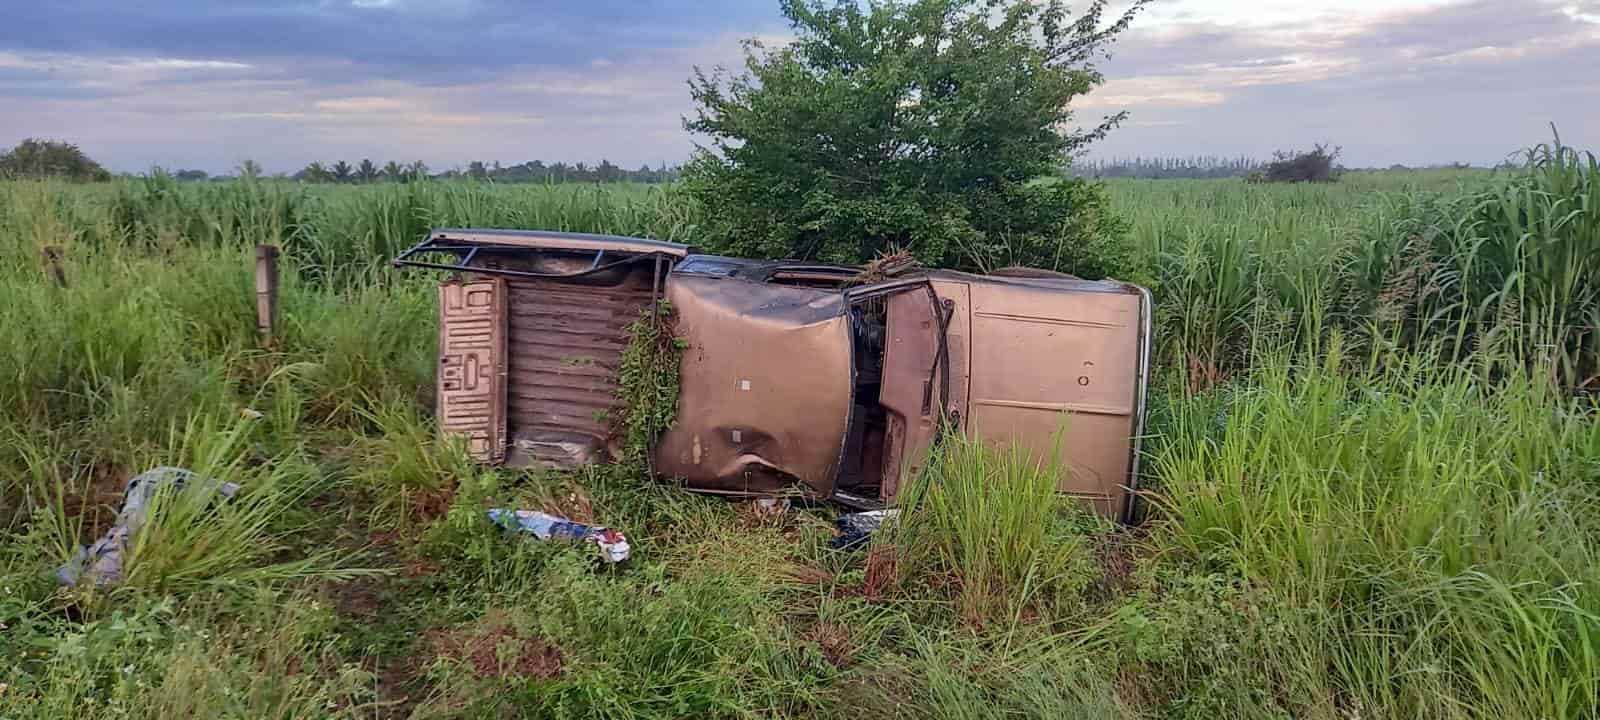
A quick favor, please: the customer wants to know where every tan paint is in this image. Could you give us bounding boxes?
[877,290,943,501]
[957,277,1144,518]
[417,230,1150,520]
[652,274,854,497]
[437,277,508,462]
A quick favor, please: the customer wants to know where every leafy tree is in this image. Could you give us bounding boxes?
[1263,144,1341,183]
[682,0,1145,276]
[0,138,111,181]
[298,162,331,183]
[331,160,354,183]
[236,159,262,180]
[407,160,429,180]
[174,169,210,181]
[356,158,380,183]
[381,161,403,181]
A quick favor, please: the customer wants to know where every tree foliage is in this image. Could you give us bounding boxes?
[356,158,380,183]
[291,158,675,184]
[0,138,111,182]
[1259,144,1342,183]
[681,0,1146,276]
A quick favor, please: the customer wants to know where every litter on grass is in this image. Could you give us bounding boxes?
[488,509,631,563]
[830,509,898,550]
[57,467,241,587]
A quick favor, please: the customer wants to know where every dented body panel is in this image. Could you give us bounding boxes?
[400,229,1152,520]
[654,274,855,497]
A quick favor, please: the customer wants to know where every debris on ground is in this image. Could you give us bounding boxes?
[803,621,856,668]
[830,508,898,550]
[487,509,631,563]
[56,466,241,587]
[737,496,791,527]
[849,248,920,285]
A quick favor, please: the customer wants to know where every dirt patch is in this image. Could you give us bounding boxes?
[409,482,457,525]
[862,546,899,602]
[361,530,440,579]
[775,562,833,586]
[331,577,385,619]
[803,621,856,668]
[369,651,430,720]
[1113,668,1156,713]
[429,613,564,681]
[535,480,596,525]
[58,464,128,542]
[403,557,442,578]
[1089,528,1144,600]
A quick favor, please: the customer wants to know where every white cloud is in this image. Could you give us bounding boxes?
[314,96,412,113]
[1140,0,1460,29]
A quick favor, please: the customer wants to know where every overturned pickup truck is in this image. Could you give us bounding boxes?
[396,229,1152,521]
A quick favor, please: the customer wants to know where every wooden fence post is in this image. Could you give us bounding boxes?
[41,246,67,288]
[254,245,279,343]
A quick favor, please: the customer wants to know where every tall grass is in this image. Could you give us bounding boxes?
[891,434,1091,621]
[9,176,700,286]
[1141,338,1600,718]
[1,141,1597,718]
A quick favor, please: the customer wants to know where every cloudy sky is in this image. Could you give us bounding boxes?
[1,0,1595,173]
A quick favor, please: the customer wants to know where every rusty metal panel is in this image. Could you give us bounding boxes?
[502,274,656,468]
[438,278,507,463]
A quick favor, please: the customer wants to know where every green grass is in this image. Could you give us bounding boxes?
[0,151,1596,719]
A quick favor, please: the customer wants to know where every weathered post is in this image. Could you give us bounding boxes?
[41,246,67,288]
[254,244,279,343]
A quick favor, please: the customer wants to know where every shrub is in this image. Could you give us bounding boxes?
[1263,144,1340,183]
[682,0,1147,278]
[0,138,111,182]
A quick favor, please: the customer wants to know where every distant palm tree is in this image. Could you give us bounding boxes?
[382,161,403,181]
[331,160,353,183]
[299,162,331,183]
[407,161,429,181]
[356,158,380,183]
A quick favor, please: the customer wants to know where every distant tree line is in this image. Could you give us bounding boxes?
[1074,146,1352,183]
[8,136,1483,189]
[1071,155,1263,179]
[280,158,679,184]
